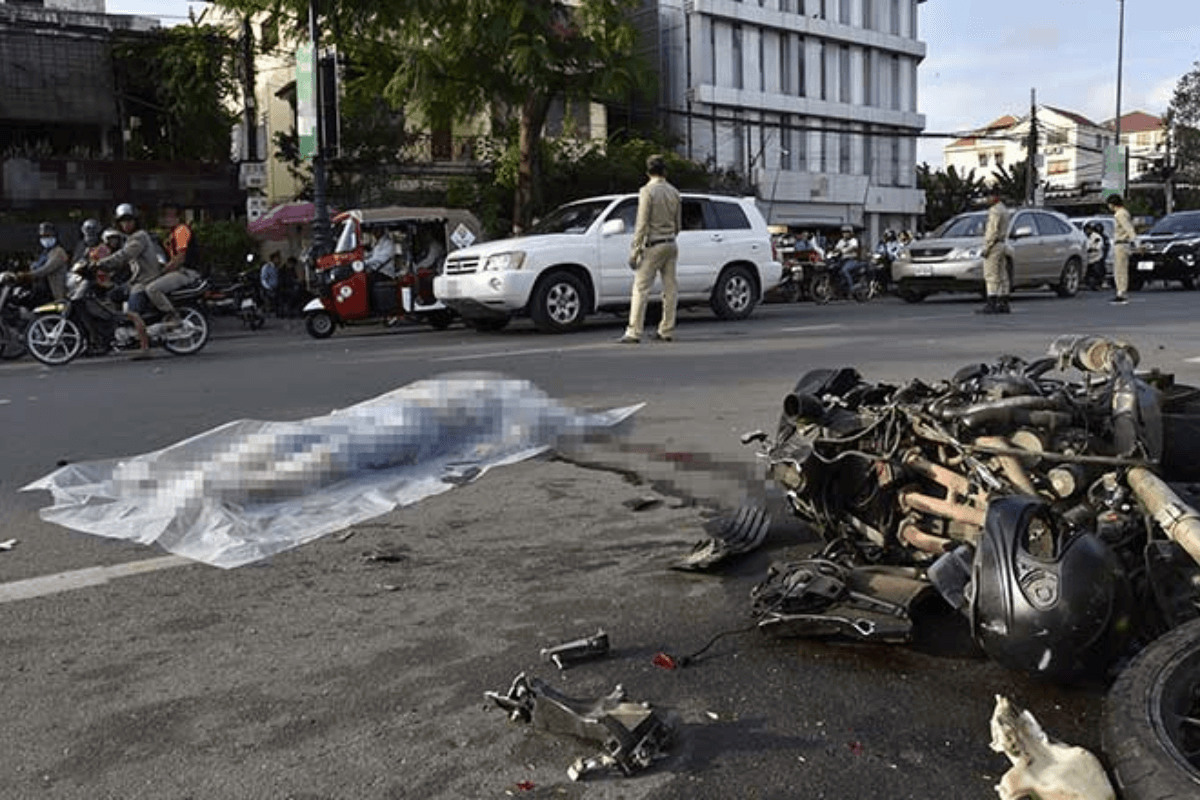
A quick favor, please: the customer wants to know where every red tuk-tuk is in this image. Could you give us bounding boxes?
[303,206,484,338]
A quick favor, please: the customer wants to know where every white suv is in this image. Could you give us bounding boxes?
[434,193,782,333]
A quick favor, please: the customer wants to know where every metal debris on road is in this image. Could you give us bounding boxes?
[540,630,610,669]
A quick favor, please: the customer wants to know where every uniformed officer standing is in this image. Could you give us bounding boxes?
[978,189,1011,314]
[620,154,682,343]
[1107,194,1135,305]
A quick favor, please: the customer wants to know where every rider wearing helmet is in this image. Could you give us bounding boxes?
[93,203,159,356]
[76,218,104,261]
[18,222,71,302]
[831,224,861,293]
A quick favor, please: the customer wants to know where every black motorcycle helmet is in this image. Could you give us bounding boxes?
[38,221,57,239]
[967,496,1134,682]
[80,218,103,247]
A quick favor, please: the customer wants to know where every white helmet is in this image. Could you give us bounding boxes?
[114,203,137,222]
[102,228,123,243]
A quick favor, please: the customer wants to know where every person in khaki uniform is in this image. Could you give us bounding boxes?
[978,189,1011,314]
[1107,194,1136,304]
[620,154,682,343]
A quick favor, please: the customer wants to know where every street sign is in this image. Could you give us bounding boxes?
[1101,144,1127,199]
[450,223,476,250]
[247,196,269,221]
[296,41,317,161]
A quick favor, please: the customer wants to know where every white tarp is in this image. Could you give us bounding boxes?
[22,374,640,569]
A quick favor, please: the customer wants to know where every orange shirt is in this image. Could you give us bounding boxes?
[164,223,192,260]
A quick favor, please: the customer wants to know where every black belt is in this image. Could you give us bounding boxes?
[647,238,675,247]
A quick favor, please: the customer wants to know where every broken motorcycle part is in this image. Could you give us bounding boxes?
[751,557,934,642]
[672,504,770,571]
[540,630,610,669]
[484,673,672,780]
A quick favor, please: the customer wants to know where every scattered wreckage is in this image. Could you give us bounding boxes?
[738,334,1200,799]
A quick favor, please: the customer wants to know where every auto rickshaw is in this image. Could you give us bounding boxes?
[303,206,484,339]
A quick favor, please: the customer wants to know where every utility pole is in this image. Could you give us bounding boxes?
[1026,89,1038,206]
[308,0,332,257]
[241,16,257,162]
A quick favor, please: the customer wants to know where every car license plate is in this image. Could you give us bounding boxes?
[1138,260,1156,271]
[913,265,933,277]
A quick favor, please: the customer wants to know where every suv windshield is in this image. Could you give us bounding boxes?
[939,213,987,238]
[1148,212,1200,235]
[528,199,613,235]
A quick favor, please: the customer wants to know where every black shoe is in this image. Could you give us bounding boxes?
[652,332,673,342]
[975,297,998,315]
[995,296,1011,314]
[1110,295,1129,305]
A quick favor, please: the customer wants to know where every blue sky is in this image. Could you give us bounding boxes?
[108,0,1199,168]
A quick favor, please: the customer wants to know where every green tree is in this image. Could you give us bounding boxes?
[990,159,1030,207]
[1166,61,1200,184]
[110,24,240,162]
[217,0,647,230]
[917,163,986,232]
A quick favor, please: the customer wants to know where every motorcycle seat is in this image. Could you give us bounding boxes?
[168,279,209,302]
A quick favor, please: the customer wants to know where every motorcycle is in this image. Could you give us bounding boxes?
[808,253,883,304]
[741,335,1200,799]
[772,236,820,303]
[203,257,265,330]
[0,271,35,360]
[24,262,211,366]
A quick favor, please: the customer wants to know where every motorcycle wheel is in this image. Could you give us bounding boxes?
[305,311,335,339]
[1103,616,1200,799]
[162,307,210,355]
[25,314,84,366]
[811,274,834,305]
[426,309,455,330]
[851,280,872,303]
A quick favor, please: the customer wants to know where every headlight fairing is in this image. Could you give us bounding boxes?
[946,246,984,261]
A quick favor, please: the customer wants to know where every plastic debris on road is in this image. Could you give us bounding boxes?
[22,373,640,569]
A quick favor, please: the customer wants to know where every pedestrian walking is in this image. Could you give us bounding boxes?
[619,154,681,343]
[1108,194,1135,305]
[978,189,1011,314]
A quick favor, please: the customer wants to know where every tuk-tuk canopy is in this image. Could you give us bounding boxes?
[334,206,486,251]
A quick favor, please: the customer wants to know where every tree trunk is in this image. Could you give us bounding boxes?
[514,92,552,234]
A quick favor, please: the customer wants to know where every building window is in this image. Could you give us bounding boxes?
[839,0,850,25]
[820,41,828,100]
[890,55,901,111]
[978,152,989,168]
[779,35,792,95]
[995,151,1005,167]
[910,0,918,38]
[890,0,901,35]
[862,49,874,106]
[732,25,744,90]
[795,117,808,170]
[819,0,828,20]
[839,46,851,103]
[890,138,901,186]
[781,117,793,170]
[863,0,874,30]
[797,36,806,97]
[840,130,851,174]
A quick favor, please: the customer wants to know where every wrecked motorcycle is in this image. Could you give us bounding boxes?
[743,335,1200,799]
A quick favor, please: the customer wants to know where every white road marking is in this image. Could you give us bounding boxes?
[1186,357,1200,364]
[777,324,846,333]
[0,555,193,604]
[430,342,624,363]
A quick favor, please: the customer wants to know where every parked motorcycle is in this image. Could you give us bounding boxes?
[24,262,211,366]
[772,235,820,303]
[0,271,35,360]
[742,335,1200,800]
[808,253,883,304]
[203,257,265,330]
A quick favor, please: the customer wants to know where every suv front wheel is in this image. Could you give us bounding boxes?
[711,265,757,320]
[530,270,588,333]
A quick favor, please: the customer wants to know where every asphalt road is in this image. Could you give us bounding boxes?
[3,287,1199,799]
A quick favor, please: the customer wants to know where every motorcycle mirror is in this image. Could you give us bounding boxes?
[741,430,769,445]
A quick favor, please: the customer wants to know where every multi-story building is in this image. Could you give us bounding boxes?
[1106,110,1167,179]
[943,106,1116,194]
[637,0,928,243]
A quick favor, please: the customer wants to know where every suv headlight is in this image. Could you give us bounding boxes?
[481,251,526,271]
[946,246,983,261]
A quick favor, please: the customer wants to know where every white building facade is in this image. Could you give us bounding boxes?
[644,0,927,242]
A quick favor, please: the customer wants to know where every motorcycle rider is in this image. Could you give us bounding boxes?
[873,229,901,291]
[14,222,71,303]
[74,218,104,262]
[831,224,862,294]
[145,201,194,329]
[1084,222,1109,291]
[92,203,158,358]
